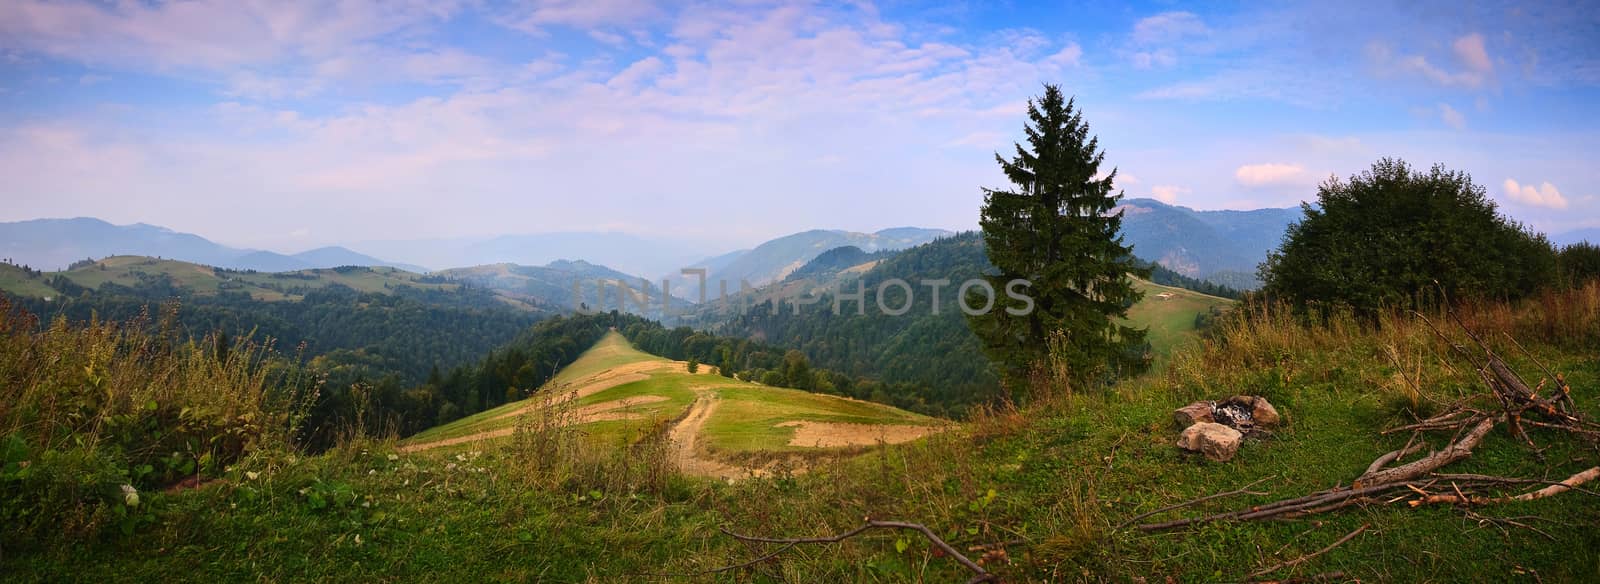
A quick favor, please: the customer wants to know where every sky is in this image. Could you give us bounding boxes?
[1,0,1597,252]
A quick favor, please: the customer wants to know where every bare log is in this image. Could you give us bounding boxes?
[1360,441,1427,479]
[1509,466,1600,501]
[1357,415,1501,487]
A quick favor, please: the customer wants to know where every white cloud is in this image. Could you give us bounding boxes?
[1234,163,1307,187]
[1127,11,1206,69]
[1502,179,1568,209]
[1453,33,1493,74]
[1151,185,1188,204]
[497,0,659,33]
[0,0,463,71]
[1130,49,1176,69]
[0,1,1097,247]
[1132,12,1207,45]
[1367,34,1495,89]
[1438,103,1466,130]
[1046,43,1083,67]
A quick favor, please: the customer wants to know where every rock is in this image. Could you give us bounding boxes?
[1225,395,1280,428]
[1172,401,1215,429]
[1177,422,1243,462]
[1251,398,1281,427]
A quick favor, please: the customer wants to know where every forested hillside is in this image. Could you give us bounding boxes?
[682,232,1235,416]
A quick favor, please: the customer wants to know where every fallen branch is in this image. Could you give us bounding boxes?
[1511,466,1600,501]
[720,520,995,583]
[1247,523,1368,580]
[1361,441,1427,479]
[1115,476,1272,530]
[1357,415,1501,486]
[1252,572,1347,584]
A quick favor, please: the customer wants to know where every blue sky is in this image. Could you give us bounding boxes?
[1,0,1596,251]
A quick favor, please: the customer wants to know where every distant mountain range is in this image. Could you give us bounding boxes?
[6,211,1588,295]
[662,227,953,298]
[0,218,424,272]
[351,233,715,279]
[437,259,688,316]
[1113,198,1303,290]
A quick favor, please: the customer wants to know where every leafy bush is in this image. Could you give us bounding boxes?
[1260,158,1557,314]
[1558,242,1600,288]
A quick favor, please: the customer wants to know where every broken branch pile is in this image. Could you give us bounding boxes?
[1136,315,1599,532]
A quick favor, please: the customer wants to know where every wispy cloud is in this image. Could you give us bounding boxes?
[1502,179,1568,209]
[1235,163,1306,187]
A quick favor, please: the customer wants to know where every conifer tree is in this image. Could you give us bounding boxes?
[969,85,1148,396]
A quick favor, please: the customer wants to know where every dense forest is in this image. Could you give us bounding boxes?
[703,233,1005,417]
[1137,259,1243,299]
[14,274,540,385]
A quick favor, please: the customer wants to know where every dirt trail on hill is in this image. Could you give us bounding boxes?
[775,420,945,448]
[400,393,672,453]
[668,394,761,480]
[485,361,666,423]
[399,428,514,453]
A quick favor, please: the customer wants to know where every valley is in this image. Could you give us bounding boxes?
[5,10,1599,579]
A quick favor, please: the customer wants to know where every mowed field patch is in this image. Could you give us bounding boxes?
[400,331,945,477]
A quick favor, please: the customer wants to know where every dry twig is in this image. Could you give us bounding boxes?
[719,520,995,583]
[1247,524,1368,580]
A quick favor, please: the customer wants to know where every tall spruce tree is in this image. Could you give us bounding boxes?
[969,85,1148,395]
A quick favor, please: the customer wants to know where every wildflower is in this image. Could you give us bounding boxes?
[120,484,140,507]
[354,533,363,546]
[246,471,260,480]
[387,453,399,462]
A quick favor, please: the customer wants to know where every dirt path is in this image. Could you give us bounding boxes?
[667,393,760,481]
[400,394,671,453]
[399,427,514,453]
[486,361,667,423]
[775,420,945,448]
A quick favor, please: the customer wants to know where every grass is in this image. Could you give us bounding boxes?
[703,384,935,453]
[1125,277,1234,363]
[8,284,1600,582]
[401,331,940,455]
[0,264,59,298]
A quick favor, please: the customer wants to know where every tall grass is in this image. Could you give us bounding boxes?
[0,295,315,543]
[503,384,680,496]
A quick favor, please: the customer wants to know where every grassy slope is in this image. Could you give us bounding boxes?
[0,263,59,298]
[12,294,1599,582]
[1126,278,1233,361]
[402,331,934,453]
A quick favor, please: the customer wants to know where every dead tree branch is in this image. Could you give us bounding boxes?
[1115,476,1273,530]
[720,520,995,583]
[1246,523,1368,580]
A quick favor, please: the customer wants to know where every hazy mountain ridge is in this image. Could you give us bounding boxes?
[1113,198,1302,289]
[0,218,422,272]
[664,227,952,299]
[436,259,688,316]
